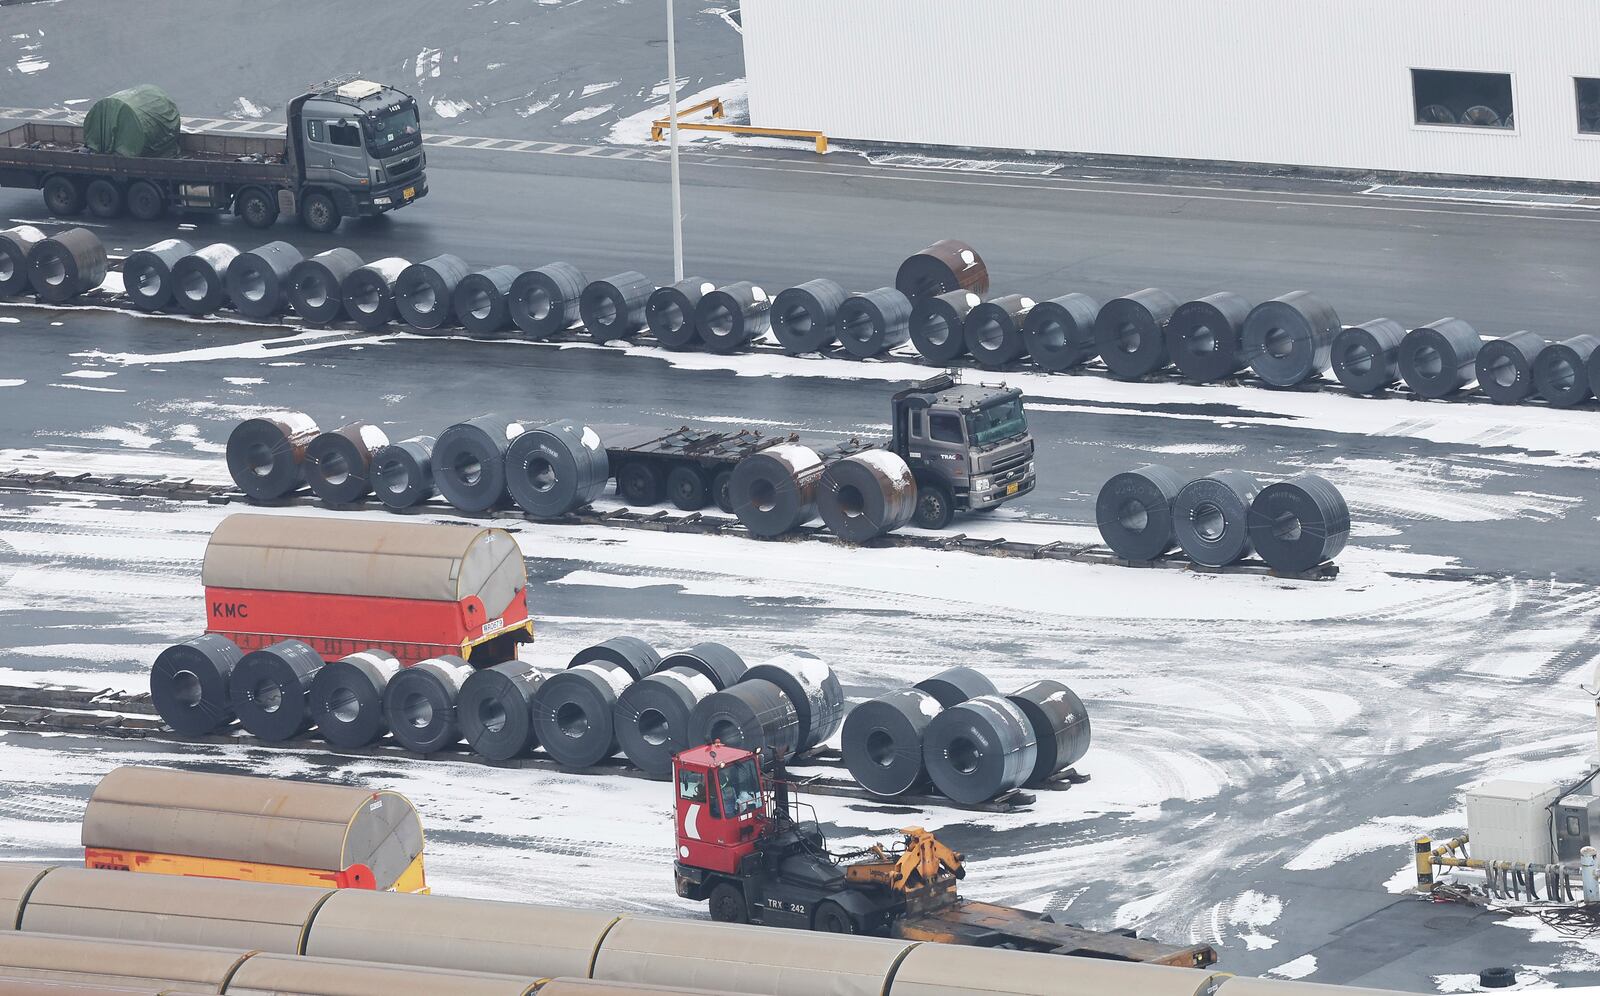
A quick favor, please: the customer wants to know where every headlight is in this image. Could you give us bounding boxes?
[973,477,993,492]
[1025,462,1035,476]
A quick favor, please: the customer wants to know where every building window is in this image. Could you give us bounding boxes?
[1412,69,1514,129]
[1578,79,1600,134]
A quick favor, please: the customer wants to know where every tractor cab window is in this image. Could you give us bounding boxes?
[967,397,1027,446]
[367,101,422,156]
[306,119,325,144]
[678,769,705,802]
[329,121,362,148]
[929,413,963,444]
[717,758,762,816]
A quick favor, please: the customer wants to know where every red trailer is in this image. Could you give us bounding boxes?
[200,513,532,666]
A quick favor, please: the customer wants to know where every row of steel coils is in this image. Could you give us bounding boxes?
[150,635,1088,805]
[4,225,1596,408]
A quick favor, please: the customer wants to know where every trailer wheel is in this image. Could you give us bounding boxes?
[125,181,165,221]
[617,462,665,506]
[708,882,747,924]
[299,191,340,233]
[712,470,735,515]
[813,901,857,934]
[85,179,124,219]
[912,482,954,530]
[42,176,84,217]
[666,464,709,511]
[237,188,280,229]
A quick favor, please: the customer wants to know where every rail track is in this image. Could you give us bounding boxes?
[0,467,1339,580]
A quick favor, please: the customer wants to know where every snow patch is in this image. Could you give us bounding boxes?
[431,97,473,119]
[561,104,614,124]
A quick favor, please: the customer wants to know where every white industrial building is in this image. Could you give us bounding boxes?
[741,0,1600,184]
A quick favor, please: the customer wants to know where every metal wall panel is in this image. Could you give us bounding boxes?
[744,0,1600,183]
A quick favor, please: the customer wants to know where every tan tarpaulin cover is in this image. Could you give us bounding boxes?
[889,943,1229,996]
[82,767,424,892]
[1219,980,1415,995]
[223,953,538,996]
[0,863,53,931]
[537,981,745,996]
[201,513,527,617]
[0,931,250,991]
[592,916,916,996]
[307,890,618,979]
[20,868,331,954]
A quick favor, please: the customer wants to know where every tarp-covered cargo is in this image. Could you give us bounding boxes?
[83,85,181,158]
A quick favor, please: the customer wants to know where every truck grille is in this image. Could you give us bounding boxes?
[387,155,423,181]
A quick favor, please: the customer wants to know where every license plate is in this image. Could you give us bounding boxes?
[403,186,416,200]
[1005,482,1020,496]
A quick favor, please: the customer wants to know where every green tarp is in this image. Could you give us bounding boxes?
[83,85,181,158]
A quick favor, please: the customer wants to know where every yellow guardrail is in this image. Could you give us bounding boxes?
[649,97,829,154]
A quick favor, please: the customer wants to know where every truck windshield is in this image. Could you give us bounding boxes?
[967,397,1028,446]
[718,758,763,816]
[367,103,420,155]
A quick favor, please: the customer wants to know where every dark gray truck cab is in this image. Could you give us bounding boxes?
[891,374,1036,529]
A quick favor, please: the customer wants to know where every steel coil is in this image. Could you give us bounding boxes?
[121,239,194,312]
[453,265,522,337]
[230,638,323,742]
[614,666,718,778]
[1173,469,1261,568]
[895,239,989,303]
[646,277,714,351]
[0,224,45,297]
[570,636,662,682]
[816,450,917,543]
[1400,318,1482,399]
[1095,464,1185,561]
[225,412,320,500]
[922,694,1038,805]
[434,414,528,512]
[287,247,363,325]
[729,444,824,537]
[836,286,913,359]
[842,688,943,797]
[771,278,848,354]
[370,435,437,510]
[505,419,610,517]
[658,643,747,690]
[308,649,401,748]
[1166,292,1252,383]
[1021,293,1100,372]
[1093,288,1179,380]
[384,655,474,753]
[340,257,411,331]
[305,421,390,505]
[744,652,845,752]
[149,633,242,736]
[1242,291,1341,387]
[964,294,1035,369]
[913,666,998,709]
[696,281,771,354]
[1534,335,1600,409]
[1007,679,1091,785]
[580,271,653,340]
[26,227,107,303]
[1589,341,1600,406]
[1475,330,1546,406]
[459,660,550,761]
[225,241,304,320]
[1331,319,1407,395]
[688,677,801,763]
[396,253,471,331]
[909,290,980,363]
[510,262,587,339]
[1247,473,1350,573]
[170,243,239,316]
[532,662,634,767]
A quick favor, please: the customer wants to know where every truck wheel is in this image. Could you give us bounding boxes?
[708,882,747,924]
[813,901,857,934]
[912,483,954,530]
[237,188,280,229]
[712,470,735,515]
[85,179,124,219]
[126,181,165,221]
[666,465,709,511]
[299,191,340,233]
[617,462,665,506]
[42,176,84,217]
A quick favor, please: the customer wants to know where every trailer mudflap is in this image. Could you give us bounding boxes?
[892,899,1218,967]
